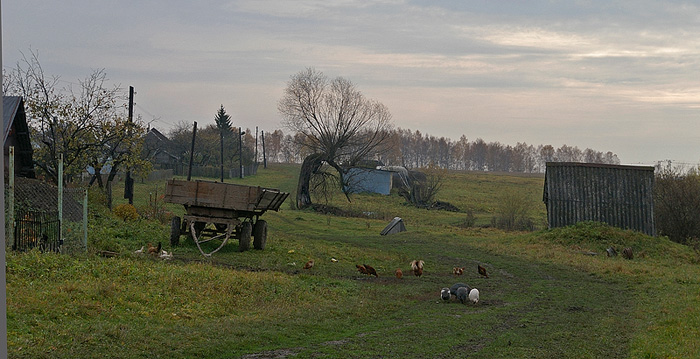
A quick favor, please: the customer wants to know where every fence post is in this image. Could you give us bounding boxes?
[83,189,88,251]
[8,147,14,249]
[58,154,63,242]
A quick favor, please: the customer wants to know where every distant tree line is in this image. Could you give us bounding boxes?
[241,128,619,173]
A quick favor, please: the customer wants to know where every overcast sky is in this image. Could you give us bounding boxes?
[3,1,700,165]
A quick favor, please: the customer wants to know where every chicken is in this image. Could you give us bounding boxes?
[134,246,144,254]
[159,250,173,260]
[410,260,424,277]
[356,264,369,275]
[450,282,471,303]
[622,247,634,260]
[303,259,315,269]
[469,288,480,304]
[147,242,162,256]
[453,266,465,276]
[606,247,618,257]
[441,288,451,301]
[363,264,378,277]
[478,264,488,278]
[395,268,403,279]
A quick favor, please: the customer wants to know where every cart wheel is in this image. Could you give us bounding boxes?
[238,221,252,252]
[170,216,181,246]
[253,220,268,250]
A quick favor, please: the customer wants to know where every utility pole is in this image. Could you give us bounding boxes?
[124,86,134,204]
[261,130,267,169]
[220,129,224,182]
[188,121,198,181]
[239,127,245,179]
[255,126,258,165]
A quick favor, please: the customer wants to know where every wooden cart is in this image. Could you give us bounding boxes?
[164,179,289,256]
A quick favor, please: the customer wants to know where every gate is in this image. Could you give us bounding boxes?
[13,209,63,252]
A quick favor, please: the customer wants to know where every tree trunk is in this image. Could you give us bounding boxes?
[296,153,324,209]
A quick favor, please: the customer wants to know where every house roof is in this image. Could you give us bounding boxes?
[3,96,24,142]
[147,128,170,143]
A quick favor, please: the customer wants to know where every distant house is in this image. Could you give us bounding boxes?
[143,128,179,168]
[3,96,35,178]
[543,162,655,236]
[345,167,393,195]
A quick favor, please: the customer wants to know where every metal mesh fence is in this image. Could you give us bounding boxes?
[7,177,87,254]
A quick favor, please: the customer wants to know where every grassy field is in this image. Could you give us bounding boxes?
[6,164,700,358]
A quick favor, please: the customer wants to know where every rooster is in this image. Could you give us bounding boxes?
[363,264,378,277]
[478,264,488,278]
[410,260,424,277]
[303,259,315,269]
[395,268,403,279]
[453,266,465,276]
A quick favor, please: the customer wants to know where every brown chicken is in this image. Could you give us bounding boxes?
[453,267,465,276]
[363,264,379,277]
[410,260,424,277]
[395,268,403,279]
[356,264,369,275]
[478,264,488,278]
[622,247,634,260]
[303,259,315,269]
[147,242,161,256]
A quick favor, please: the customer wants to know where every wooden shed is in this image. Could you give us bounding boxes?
[543,162,655,236]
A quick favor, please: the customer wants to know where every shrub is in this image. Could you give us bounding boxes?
[113,204,139,222]
[398,163,445,208]
[654,167,700,244]
[491,189,535,231]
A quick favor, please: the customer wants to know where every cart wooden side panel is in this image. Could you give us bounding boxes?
[164,179,259,211]
[164,179,288,213]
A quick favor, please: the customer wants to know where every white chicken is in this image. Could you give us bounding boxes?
[469,288,479,304]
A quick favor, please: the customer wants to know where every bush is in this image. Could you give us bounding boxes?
[654,167,700,244]
[113,204,139,222]
[491,189,535,231]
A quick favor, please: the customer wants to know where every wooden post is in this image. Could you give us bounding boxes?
[58,154,63,242]
[188,121,198,181]
[83,189,88,250]
[8,147,14,249]
[125,86,134,204]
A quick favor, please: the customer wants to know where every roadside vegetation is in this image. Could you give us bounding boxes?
[6,164,700,358]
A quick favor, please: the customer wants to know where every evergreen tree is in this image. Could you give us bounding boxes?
[214,105,232,133]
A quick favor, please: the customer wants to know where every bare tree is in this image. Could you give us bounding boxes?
[278,68,393,209]
[6,50,147,185]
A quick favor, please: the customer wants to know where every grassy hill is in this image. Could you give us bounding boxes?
[6,164,700,358]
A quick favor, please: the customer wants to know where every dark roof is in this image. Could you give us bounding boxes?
[3,96,23,142]
[3,96,36,178]
[545,161,654,172]
[147,128,170,143]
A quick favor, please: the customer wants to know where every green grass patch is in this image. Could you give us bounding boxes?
[7,165,700,358]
